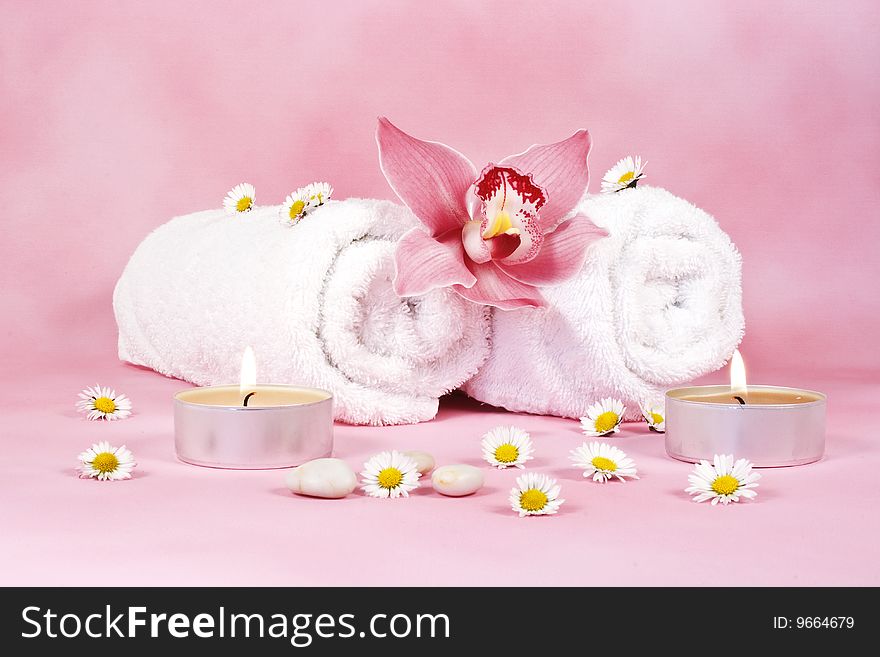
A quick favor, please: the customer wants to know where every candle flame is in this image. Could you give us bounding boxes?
[730,348,747,395]
[239,346,257,396]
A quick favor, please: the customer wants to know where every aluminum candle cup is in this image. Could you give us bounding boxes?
[174,385,334,469]
[665,385,826,467]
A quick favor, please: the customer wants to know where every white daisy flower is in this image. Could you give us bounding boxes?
[223,182,256,214]
[361,450,421,498]
[509,472,564,517]
[304,181,333,208]
[580,397,626,437]
[685,454,761,505]
[601,155,646,193]
[640,399,666,433]
[78,441,136,481]
[280,188,310,226]
[76,385,132,421]
[481,425,535,469]
[570,441,639,483]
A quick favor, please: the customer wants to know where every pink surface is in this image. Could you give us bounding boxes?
[2,362,878,586]
[2,1,879,585]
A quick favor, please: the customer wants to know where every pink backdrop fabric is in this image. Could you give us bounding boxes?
[2,0,879,586]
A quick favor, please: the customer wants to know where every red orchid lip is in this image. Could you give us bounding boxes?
[470,164,547,266]
[474,165,547,212]
[485,232,521,261]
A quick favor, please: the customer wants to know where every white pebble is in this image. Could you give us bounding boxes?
[432,464,484,497]
[403,450,435,475]
[285,458,357,499]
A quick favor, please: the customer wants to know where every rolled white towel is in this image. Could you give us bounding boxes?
[462,186,743,419]
[114,198,491,425]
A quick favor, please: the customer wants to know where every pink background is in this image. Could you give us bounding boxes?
[2,0,879,586]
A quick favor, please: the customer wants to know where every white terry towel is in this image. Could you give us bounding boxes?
[462,186,743,419]
[114,199,491,425]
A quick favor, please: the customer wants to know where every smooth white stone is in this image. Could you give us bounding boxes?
[403,450,435,475]
[432,464,484,497]
[285,458,357,499]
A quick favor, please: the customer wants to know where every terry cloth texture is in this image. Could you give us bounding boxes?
[114,198,491,425]
[462,186,744,419]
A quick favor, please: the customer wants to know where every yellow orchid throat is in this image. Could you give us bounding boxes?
[482,211,521,239]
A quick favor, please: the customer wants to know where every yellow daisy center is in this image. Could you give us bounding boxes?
[594,411,619,434]
[591,456,617,472]
[93,397,116,414]
[617,171,635,185]
[236,196,253,212]
[651,412,664,425]
[377,467,403,489]
[92,452,119,474]
[520,488,548,511]
[494,443,519,463]
[289,199,305,219]
[711,474,739,496]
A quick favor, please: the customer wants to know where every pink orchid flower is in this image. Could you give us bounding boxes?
[377,117,607,310]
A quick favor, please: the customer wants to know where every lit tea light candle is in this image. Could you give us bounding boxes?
[665,349,826,467]
[173,346,334,469]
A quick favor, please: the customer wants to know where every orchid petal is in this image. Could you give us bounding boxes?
[501,129,592,231]
[393,227,476,297]
[453,261,545,310]
[377,117,477,237]
[461,220,491,264]
[497,214,607,287]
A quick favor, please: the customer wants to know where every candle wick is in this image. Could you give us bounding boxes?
[242,392,256,407]
[733,395,746,405]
